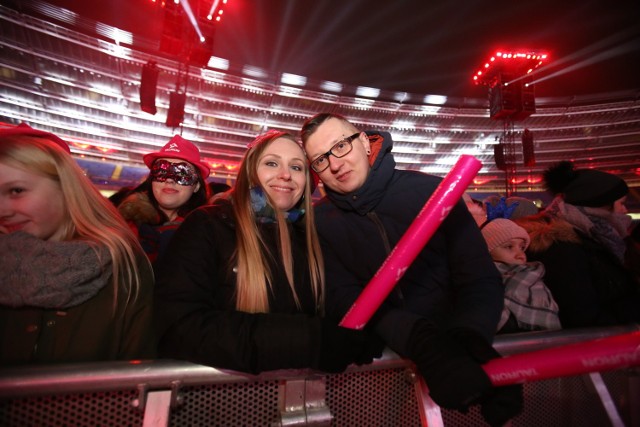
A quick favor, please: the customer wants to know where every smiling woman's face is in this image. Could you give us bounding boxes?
[256,138,306,212]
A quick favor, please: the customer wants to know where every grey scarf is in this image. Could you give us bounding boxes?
[0,231,112,308]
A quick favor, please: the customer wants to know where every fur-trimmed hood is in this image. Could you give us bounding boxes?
[514,213,581,253]
[117,191,161,225]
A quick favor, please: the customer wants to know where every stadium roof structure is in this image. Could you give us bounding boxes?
[0,1,638,204]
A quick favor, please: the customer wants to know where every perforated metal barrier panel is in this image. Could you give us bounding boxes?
[2,326,639,426]
[1,368,637,426]
[325,368,422,426]
[170,381,281,426]
[1,389,143,426]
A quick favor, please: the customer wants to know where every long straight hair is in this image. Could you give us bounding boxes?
[0,135,149,312]
[231,131,324,313]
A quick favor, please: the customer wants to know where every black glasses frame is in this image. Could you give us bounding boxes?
[310,132,361,173]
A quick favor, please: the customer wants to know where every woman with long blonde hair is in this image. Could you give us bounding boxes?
[0,124,155,364]
[154,130,377,373]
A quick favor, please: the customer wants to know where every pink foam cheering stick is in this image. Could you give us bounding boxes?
[339,155,482,329]
[484,331,640,386]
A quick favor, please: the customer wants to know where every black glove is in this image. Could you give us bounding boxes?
[450,328,524,426]
[406,320,493,410]
[316,319,378,373]
[449,328,500,362]
[480,385,524,427]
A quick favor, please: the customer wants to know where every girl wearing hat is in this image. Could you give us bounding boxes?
[481,218,561,334]
[118,134,210,264]
[515,161,640,328]
[0,124,155,364]
[153,130,378,374]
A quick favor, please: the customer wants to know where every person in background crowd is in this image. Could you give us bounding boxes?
[481,218,561,334]
[625,221,640,283]
[0,123,155,364]
[300,113,522,427]
[207,181,231,204]
[107,185,133,206]
[117,135,210,265]
[153,130,378,374]
[484,195,540,221]
[463,193,487,226]
[515,161,640,328]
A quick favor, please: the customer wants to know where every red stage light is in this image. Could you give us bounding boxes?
[474,49,549,120]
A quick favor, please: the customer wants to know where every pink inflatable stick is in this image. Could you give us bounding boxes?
[484,331,640,386]
[339,155,482,329]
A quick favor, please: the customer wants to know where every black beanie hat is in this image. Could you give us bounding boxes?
[543,161,628,207]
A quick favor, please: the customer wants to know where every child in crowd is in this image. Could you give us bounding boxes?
[481,218,561,334]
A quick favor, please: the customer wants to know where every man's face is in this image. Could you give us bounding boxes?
[304,118,371,194]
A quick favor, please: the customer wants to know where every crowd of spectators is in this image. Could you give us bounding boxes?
[2,120,638,425]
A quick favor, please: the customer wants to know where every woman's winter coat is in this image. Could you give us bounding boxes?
[0,234,156,365]
[516,208,640,328]
[153,200,326,374]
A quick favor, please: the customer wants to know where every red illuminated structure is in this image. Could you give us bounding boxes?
[473,50,548,195]
[473,51,547,121]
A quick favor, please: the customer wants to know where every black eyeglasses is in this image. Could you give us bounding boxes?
[310,132,360,173]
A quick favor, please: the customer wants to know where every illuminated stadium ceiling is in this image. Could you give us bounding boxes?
[19,0,640,99]
[0,0,639,198]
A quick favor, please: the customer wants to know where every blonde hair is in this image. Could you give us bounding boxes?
[231,131,324,313]
[0,135,149,312]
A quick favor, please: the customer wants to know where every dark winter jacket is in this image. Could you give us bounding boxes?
[0,250,156,365]
[515,213,640,328]
[118,191,183,265]
[314,131,504,354]
[153,200,327,374]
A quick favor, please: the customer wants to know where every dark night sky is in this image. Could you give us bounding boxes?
[12,0,640,99]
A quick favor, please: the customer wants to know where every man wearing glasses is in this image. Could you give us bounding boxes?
[300,113,522,427]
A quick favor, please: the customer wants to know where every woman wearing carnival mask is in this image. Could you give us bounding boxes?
[117,135,210,264]
[153,130,381,374]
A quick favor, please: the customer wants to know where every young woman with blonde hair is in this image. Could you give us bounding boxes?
[0,124,155,364]
[154,130,378,374]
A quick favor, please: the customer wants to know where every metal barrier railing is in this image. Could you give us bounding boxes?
[1,325,639,426]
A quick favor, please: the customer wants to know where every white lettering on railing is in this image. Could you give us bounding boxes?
[490,368,539,382]
[581,353,640,368]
